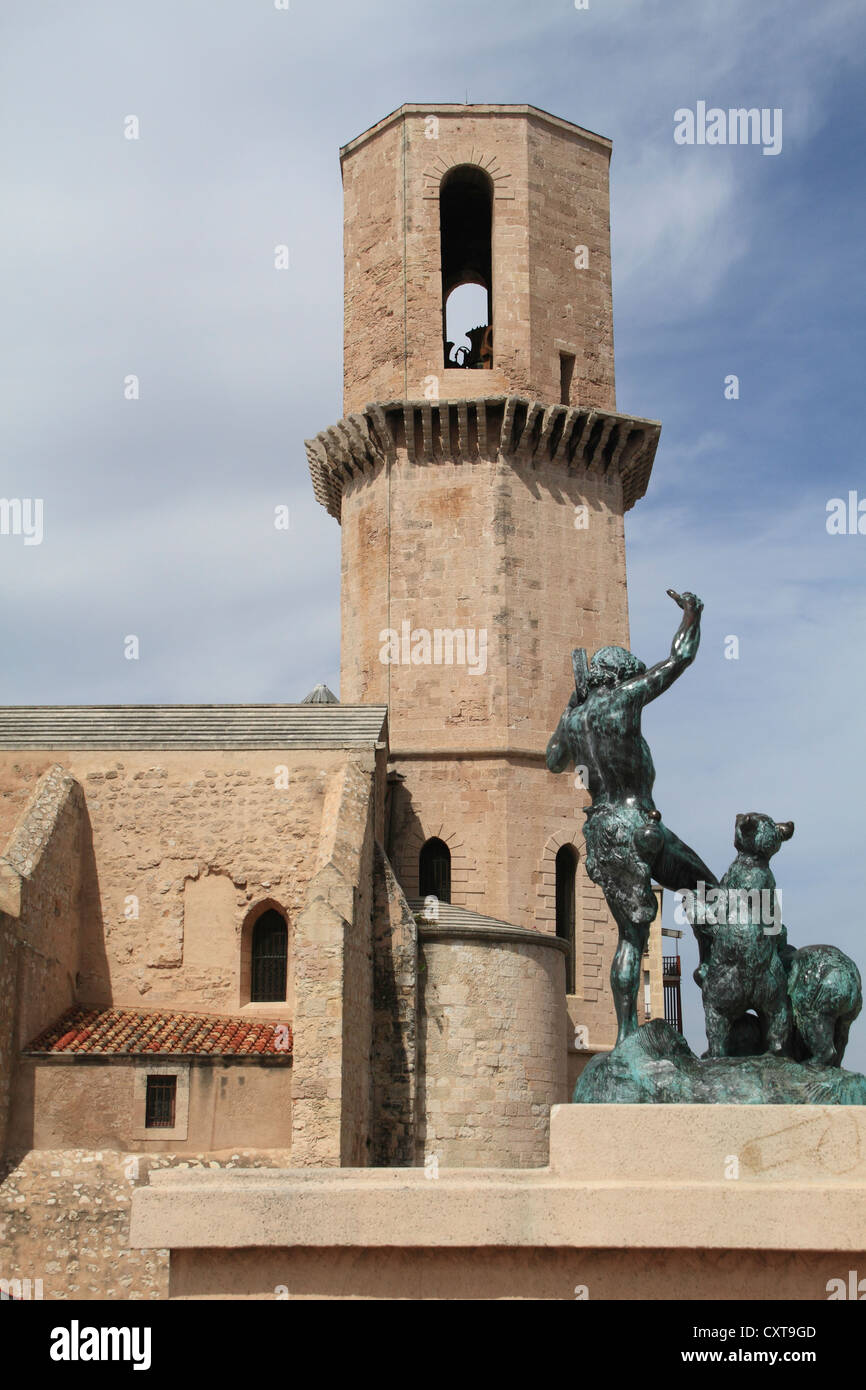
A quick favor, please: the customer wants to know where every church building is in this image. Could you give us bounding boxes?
[0,104,678,1299]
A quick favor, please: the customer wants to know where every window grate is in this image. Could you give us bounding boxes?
[251,910,288,1002]
[145,1075,176,1128]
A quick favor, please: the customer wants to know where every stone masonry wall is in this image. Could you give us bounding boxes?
[526,114,615,412]
[339,762,377,1166]
[0,1148,292,1301]
[0,749,363,1020]
[417,932,568,1168]
[0,917,18,1160]
[340,447,630,752]
[290,751,383,1166]
[9,1060,292,1155]
[0,766,88,1157]
[340,106,615,412]
[337,425,630,1050]
[371,845,418,1165]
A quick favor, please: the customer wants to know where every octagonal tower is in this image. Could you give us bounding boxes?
[307,104,661,1057]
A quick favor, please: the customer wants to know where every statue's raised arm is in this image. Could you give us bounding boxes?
[614,589,704,709]
[545,588,716,1047]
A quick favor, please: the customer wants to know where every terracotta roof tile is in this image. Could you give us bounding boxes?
[25,1006,293,1058]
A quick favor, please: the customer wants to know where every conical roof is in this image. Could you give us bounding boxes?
[301,683,338,705]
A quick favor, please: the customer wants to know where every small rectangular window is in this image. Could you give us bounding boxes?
[560,352,576,405]
[145,1075,177,1128]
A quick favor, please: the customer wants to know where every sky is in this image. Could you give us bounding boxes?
[2,0,866,1062]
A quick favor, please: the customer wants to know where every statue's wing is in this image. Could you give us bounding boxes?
[572,648,589,703]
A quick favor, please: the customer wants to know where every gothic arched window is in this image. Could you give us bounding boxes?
[251,908,288,1002]
[419,837,451,904]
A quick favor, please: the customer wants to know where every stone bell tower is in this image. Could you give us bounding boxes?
[307,104,660,1050]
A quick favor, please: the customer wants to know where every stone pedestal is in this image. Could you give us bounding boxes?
[129,1104,866,1300]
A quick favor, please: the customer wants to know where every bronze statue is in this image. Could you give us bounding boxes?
[552,591,866,1104]
[695,812,793,1058]
[546,589,716,1045]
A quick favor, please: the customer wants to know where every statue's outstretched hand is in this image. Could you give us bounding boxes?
[667,589,703,667]
[667,589,703,615]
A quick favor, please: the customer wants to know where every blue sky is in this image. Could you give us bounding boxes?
[2,0,865,1061]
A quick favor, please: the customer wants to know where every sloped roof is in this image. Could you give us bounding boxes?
[407,900,566,954]
[25,1006,293,1058]
[0,704,387,750]
[408,899,524,932]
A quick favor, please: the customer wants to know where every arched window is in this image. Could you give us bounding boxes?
[419,837,451,904]
[555,844,578,993]
[440,164,493,369]
[250,908,288,1002]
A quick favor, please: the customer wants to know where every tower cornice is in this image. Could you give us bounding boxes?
[306,397,660,522]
